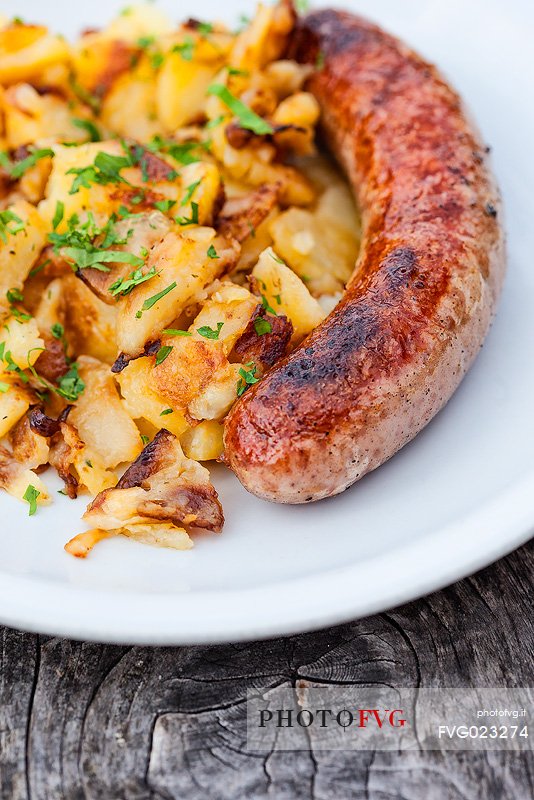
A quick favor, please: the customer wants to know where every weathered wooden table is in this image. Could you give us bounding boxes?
[0,541,532,799]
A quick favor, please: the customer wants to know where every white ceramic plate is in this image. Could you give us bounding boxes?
[1,0,532,644]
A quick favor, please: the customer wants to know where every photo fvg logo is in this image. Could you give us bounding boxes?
[258,708,407,730]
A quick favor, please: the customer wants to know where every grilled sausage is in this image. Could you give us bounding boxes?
[224,9,506,503]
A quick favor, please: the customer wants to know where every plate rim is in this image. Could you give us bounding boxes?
[0,468,532,644]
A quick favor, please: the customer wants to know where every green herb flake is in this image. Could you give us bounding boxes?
[136,281,177,318]
[175,201,199,226]
[205,114,226,130]
[0,381,9,393]
[52,200,65,230]
[23,484,40,516]
[6,287,24,305]
[154,199,175,213]
[254,318,272,336]
[197,22,213,36]
[140,434,150,445]
[51,322,65,340]
[172,37,195,61]
[161,328,192,337]
[72,117,101,142]
[155,344,173,365]
[0,210,25,243]
[160,407,173,416]
[228,67,249,76]
[207,244,219,259]
[236,361,259,396]
[10,148,54,180]
[206,84,273,135]
[57,363,85,401]
[260,294,278,315]
[109,265,157,298]
[197,322,223,340]
[181,179,201,206]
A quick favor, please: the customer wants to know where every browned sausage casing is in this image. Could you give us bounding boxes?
[223,9,506,503]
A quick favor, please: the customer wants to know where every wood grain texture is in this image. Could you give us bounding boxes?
[0,542,532,800]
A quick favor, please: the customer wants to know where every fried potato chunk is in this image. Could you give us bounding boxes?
[115,228,239,359]
[0,444,50,506]
[252,247,325,343]
[84,428,223,532]
[68,356,142,469]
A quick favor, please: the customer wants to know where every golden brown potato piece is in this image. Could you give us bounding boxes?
[68,356,142,469]
[0,379,35,439]
[115,228,239,360]
[10,412,50,470]
[0,24,70,85]
[48,418,117,498]
[116,357,188,437]
[64,528,116,558]
[0,444,50,507]
[180,420,224,461]
[153,283,257,411]
[0,200,48,306]
[216,183,280,243]
[84,429,223,532]
[252,247,325,343]
[78,211,172,303]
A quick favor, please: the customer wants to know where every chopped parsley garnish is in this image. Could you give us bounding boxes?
[0,210,25,242]
[155,344,173,365]
[197,322,223,340]
[0,382,9,393]
[197,22,213,36]
[270,252,285,264]
[49,211,138,273]
[207,244,219,259]
[261,294,278,315]
[8,148,54,180]
[135,282,177,318]
[175,201,199,226]
[67,150,134,194]
[29,258,50,278]
[6,287,31,322]
[154,199,176,213]
[56,363,85,401]
[147,136,207,166]
[162,328,192,337]
[206,84,273,135]
[140,434,150,445]
[236,361,259,396]
[62,247,143,273]
[295,0,310,13]
[109,265,157,297]
[181,179,201,206]
[72,117,101,142]
[254,318,272,336]
[205,115,226,129]
[23,484,40,516]
[51,322,65,340]
[6,287,24,305]
[172,37,195,60]
[52,201,64,230]
[227,67,249,77]
[160,407,173,416]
